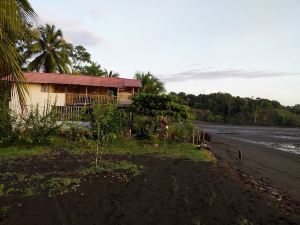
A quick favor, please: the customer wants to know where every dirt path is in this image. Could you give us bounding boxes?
[1,153,299,225]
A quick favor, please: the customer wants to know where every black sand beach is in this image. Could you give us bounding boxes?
[1,152,300,225]
[198,123,300,202]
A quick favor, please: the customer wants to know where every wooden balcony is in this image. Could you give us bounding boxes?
[65,93,116,106]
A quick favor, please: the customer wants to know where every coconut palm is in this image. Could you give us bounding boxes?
[25,24,71,73]
[103,69,119,78]
[134,72,165,94]
[0,0,37,104]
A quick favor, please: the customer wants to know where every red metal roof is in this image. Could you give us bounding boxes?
[21,72,142,88]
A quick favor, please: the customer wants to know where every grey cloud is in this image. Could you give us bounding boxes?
[161,69,300,82]
[65,29,102,46]
[39,15,102,47]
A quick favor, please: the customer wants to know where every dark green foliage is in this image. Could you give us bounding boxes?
[68,45,91,73]
[0,0,37,106]
[169,121,196,143]
[131,93,196,142]
[287,104,300,115]
[173,92,300,127]
[92,102,128,142]
[134,72,166,94]
[0,96,17,146]
[103,69,119,78]
[78,62,105,76]
[20,105,61,145]
[60,122,92,144]
[24,24,71,73]
[131,93,194,120]
[132,115,162,140]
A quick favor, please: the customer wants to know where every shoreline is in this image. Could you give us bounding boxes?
[195,120,300,129]
[208,135,300,202]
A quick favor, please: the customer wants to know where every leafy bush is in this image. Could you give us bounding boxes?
[60,122,92,143]
[275,109,300,127]
[131,93,194,121]
[20,104,60,145]
[0,96,18,146]
[131,93,196,143]
[132,115,158,138]
[92,102,128,144]
[169,121,196,143]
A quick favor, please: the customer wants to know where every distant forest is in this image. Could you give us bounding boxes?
[170,92,300,127]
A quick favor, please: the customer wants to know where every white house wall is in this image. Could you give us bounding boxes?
[10,83,66,114]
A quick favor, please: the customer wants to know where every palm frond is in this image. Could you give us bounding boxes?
[0,0,37,107]
[25,24,71,73]
[0,31,28,105]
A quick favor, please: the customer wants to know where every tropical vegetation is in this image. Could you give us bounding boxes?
[24,24,71,73]
[171,92,300,127]
[103,69,119,78]
[135,72,165,94]
[0,0,37,104]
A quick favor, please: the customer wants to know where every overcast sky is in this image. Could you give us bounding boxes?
[31,0,300,105]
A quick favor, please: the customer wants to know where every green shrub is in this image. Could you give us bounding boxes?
[131,93,195,143]
[169,121,196,143]
[92,102,128,142]
[131,93,194,120]
[132,115,158,138]
[60,122,92,143]
[20,104,60,145]
[0,96,18,146]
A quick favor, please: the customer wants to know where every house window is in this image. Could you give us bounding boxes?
[41,84,49,92]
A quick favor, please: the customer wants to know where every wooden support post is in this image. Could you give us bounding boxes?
[128,111,133,137]
[192,131,195,145]
[85,86,88,105]
[238,149,242,160]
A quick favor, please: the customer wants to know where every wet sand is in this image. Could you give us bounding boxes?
[197,122,300,202]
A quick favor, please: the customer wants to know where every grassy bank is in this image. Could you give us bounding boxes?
[50,136,216,162]
[0,146,49,161]
[0,136,215,162]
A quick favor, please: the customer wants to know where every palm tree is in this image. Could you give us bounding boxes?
[79,62,105,76]
[103,69,119,78]
[0,0,37,104]
[134,72,165,94]
[25,24,71,73]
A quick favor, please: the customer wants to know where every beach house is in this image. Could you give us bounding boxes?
[7,72,141,117]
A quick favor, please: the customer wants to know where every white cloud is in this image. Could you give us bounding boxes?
[64,29,102,46]
[161,69,300,82]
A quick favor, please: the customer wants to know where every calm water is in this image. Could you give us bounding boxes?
[198,123,300,155]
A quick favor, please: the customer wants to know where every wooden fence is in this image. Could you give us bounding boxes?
[65,93,116,105]
[54,106,91,121]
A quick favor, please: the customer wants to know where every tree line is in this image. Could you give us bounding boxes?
[169,92,300,127]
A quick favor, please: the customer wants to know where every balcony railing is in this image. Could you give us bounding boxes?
[65,93,116,105]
